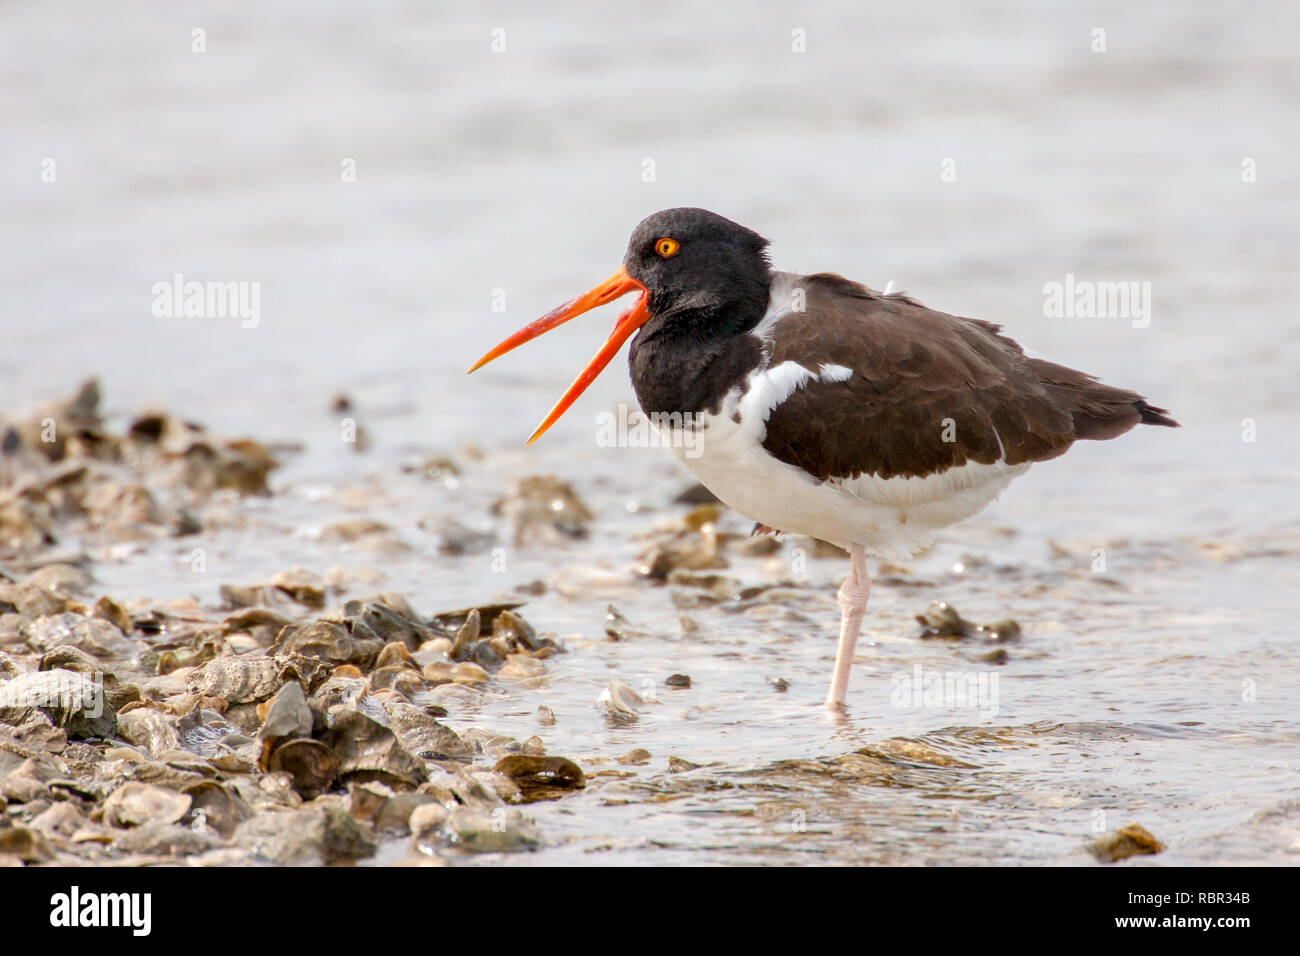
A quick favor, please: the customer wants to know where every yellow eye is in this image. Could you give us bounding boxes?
[655,237,680,258]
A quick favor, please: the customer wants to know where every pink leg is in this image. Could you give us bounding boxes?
[826,545,870,708]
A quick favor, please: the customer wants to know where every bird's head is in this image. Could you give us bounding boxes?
[622,207,771,322]
[468,207,770,443]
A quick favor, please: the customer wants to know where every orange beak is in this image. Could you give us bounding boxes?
[467,266,650,444]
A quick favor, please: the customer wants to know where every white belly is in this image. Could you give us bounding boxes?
[656,362,1029,560]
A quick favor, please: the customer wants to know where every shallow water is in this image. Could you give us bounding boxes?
[3,0,1298,864]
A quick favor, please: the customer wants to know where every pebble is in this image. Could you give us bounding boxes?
[595,679,644,721]
[1088,823,1165,863]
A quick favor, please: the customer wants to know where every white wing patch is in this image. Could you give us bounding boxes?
[743,360,854,428]
[754,361,814,408]
[745,274,858,421]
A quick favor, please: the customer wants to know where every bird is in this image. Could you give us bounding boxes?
[468,207,1178,708]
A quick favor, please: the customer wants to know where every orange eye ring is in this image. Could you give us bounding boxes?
[655,237,680,258]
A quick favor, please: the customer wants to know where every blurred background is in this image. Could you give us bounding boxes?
[2,1,1297,863]
[4,1,1296,458]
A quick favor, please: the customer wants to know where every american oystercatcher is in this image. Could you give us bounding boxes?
[468,208,1178,707]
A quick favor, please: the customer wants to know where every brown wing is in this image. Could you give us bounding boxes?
[759,273,1176,481]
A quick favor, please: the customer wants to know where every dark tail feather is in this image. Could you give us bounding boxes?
[1026,358,1180,439]
[1135,399,1180,428]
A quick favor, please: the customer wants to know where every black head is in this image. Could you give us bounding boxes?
[622,208,772,324]
[467,207,773,443]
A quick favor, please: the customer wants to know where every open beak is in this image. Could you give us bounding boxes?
[467,266,650,444]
